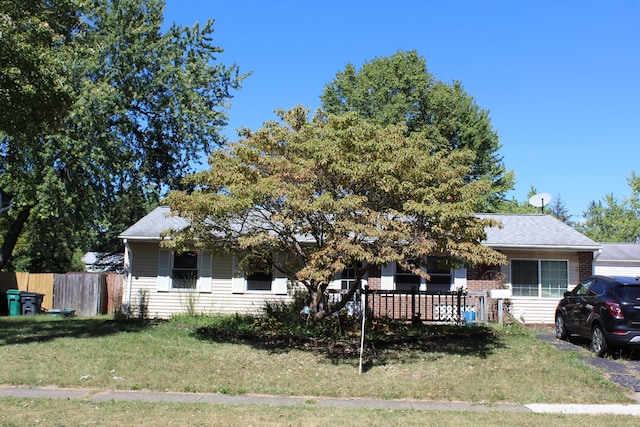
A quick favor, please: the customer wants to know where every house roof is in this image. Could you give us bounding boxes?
[476,213,600,251]
[119,206,189,241]
[121,208,600,252]
[596,243,640,263]
[81,252,125,273]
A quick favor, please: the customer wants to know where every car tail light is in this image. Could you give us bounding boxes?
[605,301,624,319]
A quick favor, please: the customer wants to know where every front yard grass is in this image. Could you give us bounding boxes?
[1,398,640,427]
[0,315,633,405]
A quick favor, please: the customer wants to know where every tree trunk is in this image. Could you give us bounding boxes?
[0,207,31,270]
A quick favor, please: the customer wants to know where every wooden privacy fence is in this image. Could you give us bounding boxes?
[0,272,54,313]
[0,272,123,316]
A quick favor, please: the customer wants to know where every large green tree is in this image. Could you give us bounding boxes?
[0,0,245,272]
[320,50,514,211]
[576,173,640,242]
[165,107,506,324]
[0,0,80,139]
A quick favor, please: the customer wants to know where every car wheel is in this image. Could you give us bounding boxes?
[591,325,608,357]
[555,313,567,340]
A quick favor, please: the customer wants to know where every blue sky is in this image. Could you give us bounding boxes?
[163,0,639,220]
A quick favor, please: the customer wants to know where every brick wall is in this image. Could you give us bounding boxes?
[466,265,502,293]
[367,266,381,290]
[578,252,594,281]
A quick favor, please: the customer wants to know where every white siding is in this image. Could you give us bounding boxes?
[508,297,559,324]
[594,262,640,277]
[499,250,581,324]
[126,243,292,319]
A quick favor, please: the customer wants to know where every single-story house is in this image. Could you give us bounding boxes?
[119,207,600,323]
[594,243,640,277]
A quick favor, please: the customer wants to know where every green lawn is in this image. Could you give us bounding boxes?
[1,398,640,427]
[0,316,633,405]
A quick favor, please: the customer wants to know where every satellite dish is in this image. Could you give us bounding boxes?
[529,192,552,213]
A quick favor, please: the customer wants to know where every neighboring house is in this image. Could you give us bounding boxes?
[594,243,640,277]
[82,252,125,273]
[119,207,600,322]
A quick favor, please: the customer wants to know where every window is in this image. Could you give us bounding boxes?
[588,279,605,296]
[511,259,568,297]
[172,251,198,289]
[393,257,451,291]
[246,270,273,291]
[395,263,421,291]
[425,256,451,291]
[340,262,363,291]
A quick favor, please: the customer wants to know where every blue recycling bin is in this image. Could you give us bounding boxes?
[464,310,476,326]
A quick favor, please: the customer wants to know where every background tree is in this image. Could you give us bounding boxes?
[576,173,640,242]
[0,0,245,272]
[495,186,571,223]
[165,107,506,324]
[549,194,572,224]
[495,186,540,214]
[320,50,514,211]
[0,0,80,139]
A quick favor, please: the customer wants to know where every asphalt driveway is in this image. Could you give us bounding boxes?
[537,332,640,393]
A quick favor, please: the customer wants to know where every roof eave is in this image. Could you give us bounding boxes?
[484,244,602,252]
[118,235,173,242]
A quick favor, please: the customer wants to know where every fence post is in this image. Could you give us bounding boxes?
[456,289,462,323]
[411,286,421,325]
[364,285,369,319]
[411,286,416,318]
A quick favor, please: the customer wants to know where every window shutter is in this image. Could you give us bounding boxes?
[273,255,288,294]
[198,250,212,293]
[231,256,244,293]
[380,263,395,290]
[273,277,287,295]
[157,248,171,292]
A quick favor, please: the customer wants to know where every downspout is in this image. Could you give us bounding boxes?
[592,247,602,276]
[593,248,602,262]
[123,239,133,312]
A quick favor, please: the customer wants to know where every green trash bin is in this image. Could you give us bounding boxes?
[7,289,23,316]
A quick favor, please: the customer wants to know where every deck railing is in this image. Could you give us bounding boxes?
[327,287,487,324]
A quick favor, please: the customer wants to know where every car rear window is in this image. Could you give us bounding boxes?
[614,285,640,301]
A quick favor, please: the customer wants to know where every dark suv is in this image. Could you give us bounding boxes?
[555,275,640,356]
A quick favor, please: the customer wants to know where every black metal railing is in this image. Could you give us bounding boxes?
[327,286,485,325]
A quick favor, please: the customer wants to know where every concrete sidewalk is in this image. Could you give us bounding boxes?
[1,385,640,415]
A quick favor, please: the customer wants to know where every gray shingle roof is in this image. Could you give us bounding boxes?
[476,213,600,250]
[598,243,640,262]
[119,206,188,241]
[120,208,600,251]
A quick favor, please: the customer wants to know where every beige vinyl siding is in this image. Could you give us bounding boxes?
[507,298,560,324]
[499,250,580,324]
[126,243,292,319]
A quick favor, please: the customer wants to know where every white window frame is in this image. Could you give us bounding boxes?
[329,262,368,292]
[171,251,199,289]
[231,256,287,294]
[510,258,569,298]
[381,258,463,291]
[157,249,212,293]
